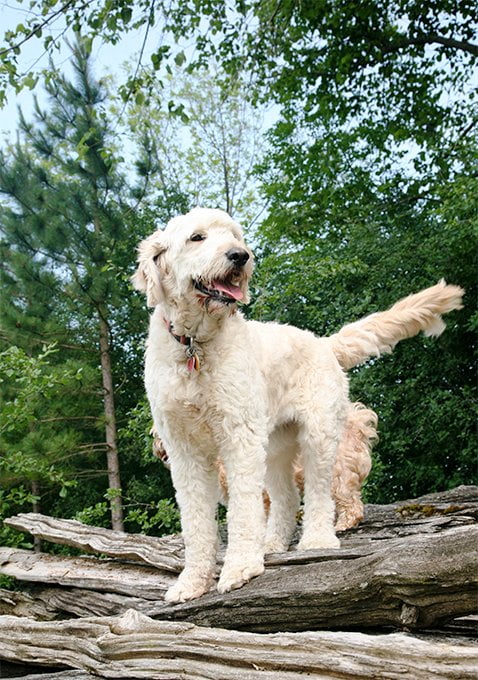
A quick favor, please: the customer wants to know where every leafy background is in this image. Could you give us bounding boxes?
[0,1,476,547]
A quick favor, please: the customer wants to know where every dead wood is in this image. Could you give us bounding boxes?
[353,484,478,538]
[0,587,55,620]
[0,524,476,632]
[0,487,477,632]
[156,524,478,632]
[0,548,176,599]
[0,668,91,680]
[0,608,477,680]
[3,514,184,573]
[0,486,477,678]
[5,486,477,570]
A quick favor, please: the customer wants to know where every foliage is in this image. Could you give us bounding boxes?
[75,496,180,535]
[1,2,476,143]
[249,111,477,502]
[117,399,178,536]
[0,345,84,545]
[0,1,476,535]
[122,65,266,225]
[0,35,271,542]
[124,498,181,535]
[0,39,156,532]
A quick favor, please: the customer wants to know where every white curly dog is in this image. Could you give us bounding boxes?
[133,207,463,603]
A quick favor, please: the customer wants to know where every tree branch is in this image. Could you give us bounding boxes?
[1,609,476,679]
[0,0,81,59]
[408,33,478,56]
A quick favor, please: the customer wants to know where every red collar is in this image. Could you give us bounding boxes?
[163,318,200,372]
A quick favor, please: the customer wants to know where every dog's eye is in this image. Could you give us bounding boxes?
[190,233,206,242]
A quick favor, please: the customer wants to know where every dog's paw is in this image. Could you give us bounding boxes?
[217,558,264,594]
[164,574,212,603]
[334,520,348,533]
[264,536,289,554]
[297,533,340,551]
[335,511,362,533]
[335,516,354,532]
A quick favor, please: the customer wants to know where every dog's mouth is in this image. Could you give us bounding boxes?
[194,276,244,305]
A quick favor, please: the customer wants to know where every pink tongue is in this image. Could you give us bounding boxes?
[212,280,244,301]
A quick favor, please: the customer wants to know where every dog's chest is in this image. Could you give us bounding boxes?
[155,372,226,450]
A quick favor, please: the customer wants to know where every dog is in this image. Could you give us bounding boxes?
[151,401,378,532]
[133,207,463,603]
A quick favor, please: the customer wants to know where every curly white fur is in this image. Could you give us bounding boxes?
[134,207,463,603]
[330,280,464,370]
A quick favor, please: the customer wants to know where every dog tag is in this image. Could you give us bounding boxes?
[187,354,200,372]
[186,341,200,372]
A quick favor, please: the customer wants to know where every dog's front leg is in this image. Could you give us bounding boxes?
[165,454,219,603]
[217,432,266,594]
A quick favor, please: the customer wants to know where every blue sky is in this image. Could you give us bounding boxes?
[0,1,177,140]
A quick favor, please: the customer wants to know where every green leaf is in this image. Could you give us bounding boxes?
[174,51,186,67]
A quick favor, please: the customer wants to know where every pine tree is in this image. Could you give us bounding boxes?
[0,40,155,530]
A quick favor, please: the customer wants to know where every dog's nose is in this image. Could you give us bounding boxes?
[226,248,250,267]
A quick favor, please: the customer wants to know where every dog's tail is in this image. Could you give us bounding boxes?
[330,280,464,370]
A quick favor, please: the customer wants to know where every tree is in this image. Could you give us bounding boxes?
[0,41,271,533]
[0,40,158,530]
[123,65,266,225]
[1,1,475,505]
[248,117,477,501]
[0,345,86,548]
[1,2,476,141]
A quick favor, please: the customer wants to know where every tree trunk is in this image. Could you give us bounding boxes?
[30,480,42,553]
[2,487,477,632]
[98,311,123,532]
[1,487,477,678]
[0,609,476,679]
[1,524,476,631]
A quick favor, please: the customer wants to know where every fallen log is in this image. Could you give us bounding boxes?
[0,548,176,599]
[0,608,477,679]
[5,486,477,570]
[1,487,477,631]
[0,669,91,680]
[1,524,476,632]
[361,485,478,523]
[0,587,55,620]
[3,514,184,573]
[158,524,478,632]
[0,487,477,678]
[3,512,373,571]
[353,484,478,540]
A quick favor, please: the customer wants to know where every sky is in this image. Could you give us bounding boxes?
[0,0,278,226]
[0,1,182,140]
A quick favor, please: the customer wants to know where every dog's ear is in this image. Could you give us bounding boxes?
[131,231,167,307]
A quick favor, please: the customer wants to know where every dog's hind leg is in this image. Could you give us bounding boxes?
[333,404,377,531]
[264,425,300,554]
[296,412,342,551]
[165,452,220,603]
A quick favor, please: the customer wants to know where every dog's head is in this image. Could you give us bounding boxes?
[132,208,254,317]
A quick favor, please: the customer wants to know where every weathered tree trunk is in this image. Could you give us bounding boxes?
[1,608,477,679]
[0,547,176,598]
[1,487,476,678]
[0,525,475,631]
[4,672,91,680]
[98,310,123,532]
[30,480,42,553]
[4,513,184,572]
[1,487,477,633]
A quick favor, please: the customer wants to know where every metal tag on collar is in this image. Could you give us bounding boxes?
[185,339,200,372]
